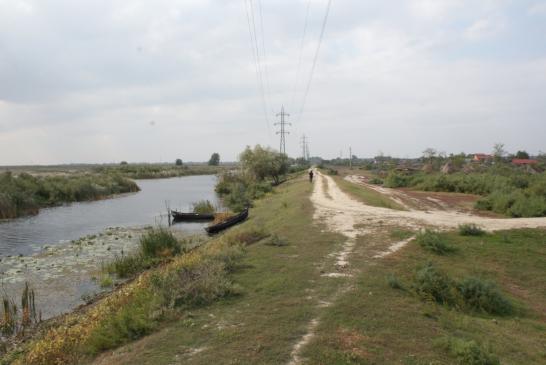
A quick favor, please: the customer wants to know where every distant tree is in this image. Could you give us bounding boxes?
[493,143,507,159]
[515,150,530,159]
[175,159,183,166]
[208,153,220,166]
[422,148,437,161]
[120,161,128,165]
[239,145,288,184]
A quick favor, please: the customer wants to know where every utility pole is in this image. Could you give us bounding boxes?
[306,140,310,161]
[349,146,353,169]
[275,106,291,155]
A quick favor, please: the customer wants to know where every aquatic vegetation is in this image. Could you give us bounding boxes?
[1,282,40,338]
[192,200,215,214]
[0,172,139,219]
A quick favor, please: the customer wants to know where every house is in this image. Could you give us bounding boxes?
[473,153,493,162]
[512,159,538,165]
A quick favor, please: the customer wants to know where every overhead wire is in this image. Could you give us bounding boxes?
[289,0,312,114]
[296,0,333,124]
[256,0,274,113]
[244,0,271,136]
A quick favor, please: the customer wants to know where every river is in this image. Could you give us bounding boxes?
[0,175,219,256]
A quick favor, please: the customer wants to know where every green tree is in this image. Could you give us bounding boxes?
[175,159,183,166]
[239,145,288,184]
[208,153,220,166]
[515,150,530,159]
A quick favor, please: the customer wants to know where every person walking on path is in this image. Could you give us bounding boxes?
[309,170,314,183]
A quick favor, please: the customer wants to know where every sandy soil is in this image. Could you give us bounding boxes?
[326,173,546,232]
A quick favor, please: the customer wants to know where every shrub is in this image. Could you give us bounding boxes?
[99,275,113,288]
[457,277,513,315]
[140,228,180,258]
[436,337,500,365]
[414,263,456,305]
[458,224,486,236]
[416,230,456,255]
[192,200,215,214]
[369,177,383,185]
[384,172,412,188]
[387,274,404,290]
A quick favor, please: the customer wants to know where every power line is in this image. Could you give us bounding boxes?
[257,0,274,112]
[244,0,271,134]
[296,0,333,123]
[289,0,312,113]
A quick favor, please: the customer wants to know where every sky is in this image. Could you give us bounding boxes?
[0,0,545,165]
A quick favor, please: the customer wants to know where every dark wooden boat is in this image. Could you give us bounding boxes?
[171,210,215,222]
[205,209,249,234]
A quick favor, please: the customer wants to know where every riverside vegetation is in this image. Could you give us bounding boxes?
[0,172,139,219]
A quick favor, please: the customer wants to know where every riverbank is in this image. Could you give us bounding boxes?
[0,172,139,219]
[3,174,545,364]
[0,226,146,320]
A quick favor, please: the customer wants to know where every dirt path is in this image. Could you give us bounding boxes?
[288,170,546,364]
[321,172,546,232]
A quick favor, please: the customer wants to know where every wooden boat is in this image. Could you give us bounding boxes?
[171,210,215,222]
[205,208,249,234]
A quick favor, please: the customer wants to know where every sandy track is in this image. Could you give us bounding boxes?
[318,172,546,232]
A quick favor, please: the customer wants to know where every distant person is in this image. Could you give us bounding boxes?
[309,170,314,183]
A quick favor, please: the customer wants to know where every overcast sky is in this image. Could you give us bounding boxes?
[1,0,545,165]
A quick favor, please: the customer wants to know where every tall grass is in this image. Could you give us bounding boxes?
[192,200,215,214]
[0,172,139,219]
[416,230,456,255]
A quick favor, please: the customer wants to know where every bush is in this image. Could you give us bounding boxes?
[457,277,513,315]
[192,200,215,214]
[384,172,412,188]
[414,263,456,305]
[416,230,456,255]
[387,274,404,290]
[436,337,500,365]
[227,225,269,246]
[140,228,180,258]
[458,224,486,236]
[369,177,384,185]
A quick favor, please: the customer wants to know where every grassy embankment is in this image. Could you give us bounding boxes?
[304,227,546,364]
[4,175,346,364]
[0,172,139,219]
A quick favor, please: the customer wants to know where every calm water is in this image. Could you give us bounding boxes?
[0,175,219,257]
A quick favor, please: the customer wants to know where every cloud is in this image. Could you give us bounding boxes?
[0,0,545,164]
[528,2,546,15]
[464,17,505,41]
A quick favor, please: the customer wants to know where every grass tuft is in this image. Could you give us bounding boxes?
[416,230,456,255]
[459,224,486,236]
[435,337,500,365]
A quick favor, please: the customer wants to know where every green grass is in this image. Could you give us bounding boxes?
[333,176,405,210]
[303,228,546,364]
[84,175,346,365]
[459,224,486,236]
[416,229,457,255]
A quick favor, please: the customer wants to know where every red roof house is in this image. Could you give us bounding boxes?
[473,154,493,162]
[512,159,538,165]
